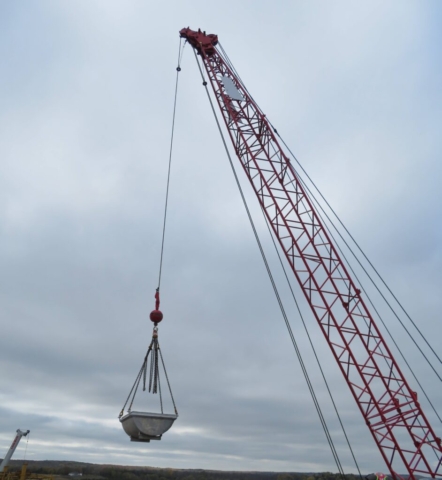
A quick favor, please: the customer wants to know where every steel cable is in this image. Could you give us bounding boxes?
[193,48,346,478]
[120,37,185,415]
[157,38,185,290]
[159,347,178,415]
[218,41,441,369]
[261,206,363,476]
[282,173,442,461]
[297,174,442,422]
[276,133,442,372]
[23,433,29,462]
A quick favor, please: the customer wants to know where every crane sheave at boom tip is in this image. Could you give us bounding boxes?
[180,27,218,56]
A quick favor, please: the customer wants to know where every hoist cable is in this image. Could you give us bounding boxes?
[218,41,440,369]
[295,173,442,451]
[275,132,441,366]
[193,49,346,478]
[284,163,442,450]
[217,43,441,470]
[23,433,29,462]
[289,162,442,382]
[306,187,442,462]
[274,143,442,431]
[218,47,368,460]
[219,41,429,458]
[122,31,186,418]
[157,38,185,290]
[261,206,363,476]
[298,174,442,422]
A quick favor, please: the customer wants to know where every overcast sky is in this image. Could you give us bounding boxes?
[1,0,441,475]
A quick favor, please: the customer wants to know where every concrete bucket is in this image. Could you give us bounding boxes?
[120,411,177,442]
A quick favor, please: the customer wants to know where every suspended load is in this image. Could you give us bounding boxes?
[119,290,178,442]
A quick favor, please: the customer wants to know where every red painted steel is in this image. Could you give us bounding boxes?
[180,28,442,479]
[150,290,163,323]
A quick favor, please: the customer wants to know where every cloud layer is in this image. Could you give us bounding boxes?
[0,0,441,474]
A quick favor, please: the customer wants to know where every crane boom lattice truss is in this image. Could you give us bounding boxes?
[180,28,442,479]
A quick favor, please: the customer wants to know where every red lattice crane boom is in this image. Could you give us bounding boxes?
[180,27,442,479]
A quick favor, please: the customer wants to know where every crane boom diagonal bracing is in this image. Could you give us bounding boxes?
[180,27,442,480]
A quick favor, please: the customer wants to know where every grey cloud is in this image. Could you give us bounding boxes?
[0,0,441,476]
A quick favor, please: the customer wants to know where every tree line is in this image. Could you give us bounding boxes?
[7,460,362,480]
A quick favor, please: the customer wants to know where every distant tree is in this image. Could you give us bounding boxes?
[277,474,294,480]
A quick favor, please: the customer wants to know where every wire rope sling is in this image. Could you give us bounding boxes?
[119,290,178,443]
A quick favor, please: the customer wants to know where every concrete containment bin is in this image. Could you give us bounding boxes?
[120,411,177,442]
